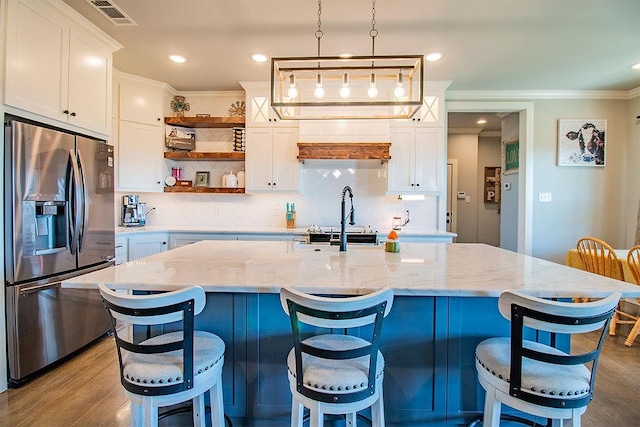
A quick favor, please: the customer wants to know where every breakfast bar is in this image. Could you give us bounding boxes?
[63,241,640,426]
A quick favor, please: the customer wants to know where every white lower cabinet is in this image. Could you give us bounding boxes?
[127,233,169,261]
[387,127,444,194]
[245,127,299,193]
[115,237,127,265]
[170,233,238,250]
[170,232,306,249]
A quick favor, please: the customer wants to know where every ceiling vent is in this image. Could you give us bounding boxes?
[86,0,137,26]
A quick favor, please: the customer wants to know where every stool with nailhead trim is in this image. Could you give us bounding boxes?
[99,284,227,427]
[472,290,620,427]
[280,287,394,427]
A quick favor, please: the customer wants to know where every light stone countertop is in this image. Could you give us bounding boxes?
[63,240,640,298]
[115,225,456,239]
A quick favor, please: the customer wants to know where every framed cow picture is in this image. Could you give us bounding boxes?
[557,119,606,167]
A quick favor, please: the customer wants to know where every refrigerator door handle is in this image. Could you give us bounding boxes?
[69,149,82,255]
[19,281,62,297]
[76,148,88,252]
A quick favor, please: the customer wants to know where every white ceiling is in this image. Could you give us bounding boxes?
[63,0,640,93]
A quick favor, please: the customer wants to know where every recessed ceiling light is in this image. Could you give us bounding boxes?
[425,52,443,62]
[252,53,268,63]
[477,119,487,125]
[632,62,640,70]
[168,54,187,63]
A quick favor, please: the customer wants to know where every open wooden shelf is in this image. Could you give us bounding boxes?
[164,152,245,161]
[164,116,245,128]
[164,186,245,194]
[297,142,391,164]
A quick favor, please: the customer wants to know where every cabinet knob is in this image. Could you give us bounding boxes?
[156,181,161,184]
[268,182,271,186]
[70,112,76,117]
[416,183,420,187]
[273,182,276,186]
[63,110,69,114]
[162,242,167,245]
[157,118,161,121]
[411,183,415,186]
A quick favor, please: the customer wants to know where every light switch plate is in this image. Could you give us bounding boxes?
[538,192,552,202]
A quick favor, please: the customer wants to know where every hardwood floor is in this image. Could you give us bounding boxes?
[0,327,638,426]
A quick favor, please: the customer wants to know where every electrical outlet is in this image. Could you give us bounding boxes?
[538,192,552,202]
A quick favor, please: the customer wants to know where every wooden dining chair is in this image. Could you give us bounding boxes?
[608,245,640,346]
[576,237,623,302]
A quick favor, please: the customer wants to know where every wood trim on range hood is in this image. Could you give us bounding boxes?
[297,142,391,164]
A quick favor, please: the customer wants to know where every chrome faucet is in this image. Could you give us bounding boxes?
[330,186,355,251]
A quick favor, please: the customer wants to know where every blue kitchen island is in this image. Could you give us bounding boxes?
[62,241,640,426]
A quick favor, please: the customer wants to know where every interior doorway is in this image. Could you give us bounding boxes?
[446,101,534,255]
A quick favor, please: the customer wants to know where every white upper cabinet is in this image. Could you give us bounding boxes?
[391,82,450,128]
[241,81,294,127]
[119,79,164,126]
[245,127,299,193]
[4,0,120,135]
[387,127,444,194]
[117,120,163,192]
[116,75,166,193]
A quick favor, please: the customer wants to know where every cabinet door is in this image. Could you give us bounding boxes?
[245,128,274,192]
[118,121,163,192]
[244,84,288,126]
[119,80,164,126]
[4,0,68,122]
[387,128,416,193]
[271,128,299,192]
[414,128,443,192]
[67,28,110,134]
[128,235,168,261]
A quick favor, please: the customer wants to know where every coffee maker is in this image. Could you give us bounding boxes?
[121,195,145,226]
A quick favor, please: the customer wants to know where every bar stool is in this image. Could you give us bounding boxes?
[279,287,394,427]
[98,284,227,427]
[473,290,620,427]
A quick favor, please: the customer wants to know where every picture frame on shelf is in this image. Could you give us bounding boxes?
[195,171,209,187]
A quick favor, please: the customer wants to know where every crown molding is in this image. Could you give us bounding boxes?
[179,91,245,98]
[448,127,482,135]
[446,89,635,101]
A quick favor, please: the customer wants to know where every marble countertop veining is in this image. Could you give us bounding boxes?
[63,241,640,298]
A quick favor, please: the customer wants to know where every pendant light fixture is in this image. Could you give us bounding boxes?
[270,0,424,120]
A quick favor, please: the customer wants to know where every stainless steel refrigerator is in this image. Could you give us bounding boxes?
[4,115,115,385]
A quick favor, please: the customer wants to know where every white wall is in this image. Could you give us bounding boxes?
[128,164,439,232]
[500,113,520,252]
[529,99,629,263]
[447,133,479,242]
[626,95,640,247]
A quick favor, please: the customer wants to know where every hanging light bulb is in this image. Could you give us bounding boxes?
[394,71,406,98]
[367,73,378,98]
[339,73,350,99]
[287,74,298,99]
[314,73,325,99]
